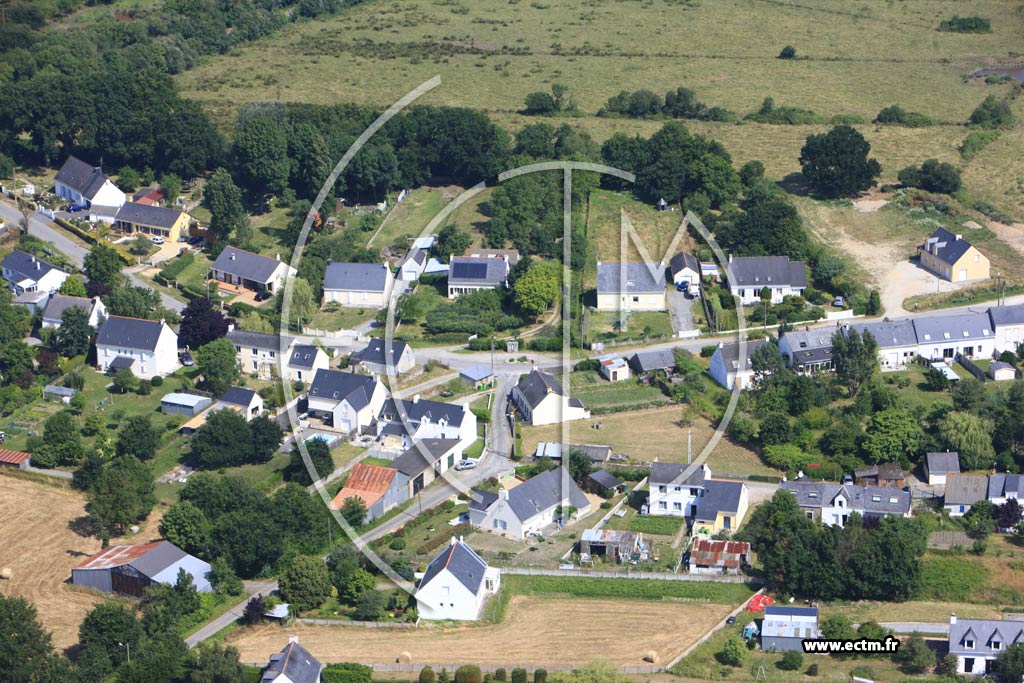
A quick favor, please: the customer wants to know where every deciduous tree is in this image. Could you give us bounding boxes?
[799,125,881,198]
[279,555,331,613]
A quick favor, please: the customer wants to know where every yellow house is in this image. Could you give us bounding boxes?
[692,480,749,536]
[596,261,666,312]
[114,201,191,242]
[918,227,990,283]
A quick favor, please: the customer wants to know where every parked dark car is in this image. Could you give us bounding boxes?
[180,351,195,367]
[67,203,86,213]
[188,235,204,245]
[255,290,272,302]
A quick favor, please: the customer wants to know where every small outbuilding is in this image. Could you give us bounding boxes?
[0,448,31,470]
[160,392,213,417]
[761,606,820,652]
[43,385,78,404]
[597,354,631,382]
[584,469,625,497]
[579,528,645,564]
[989,361,1018,381]
[460,364,495,389]
[925,451,960,487]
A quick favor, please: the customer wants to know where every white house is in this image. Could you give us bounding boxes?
[595,261,666,312]
[845,319,919,369]
[416,537,500,621]
[987,474,1023,507]
[924,452,960,487]
[725,255,807,305]
[323,262,394,308]
[447,256,510,299]
[647,463,709,517]
[41,294,106,329]
[777,328,835,375]
[912,313,995,362]
[1,250,69,295]
[470,467,592,540]
[307,369,387,434]
[377,396,477,455]
[989,304,1024,354]
[53,156,126,211]
[708,340,769,390]
[96,315,179,379]
[948,615,1019,676]
[216,387,264,421]
[350,338,416,377]
[285,344,328,383]
[226,329,285,379]
[260,637,322,683]
[397,248,427,282]
[210,247,296,296]
[669,251,701,296]
[509,369,590,426]
[781,479,912,527]
[944,474,989,517]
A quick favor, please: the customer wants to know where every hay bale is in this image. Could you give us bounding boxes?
[642,651,658,664]
[0,567,12,580]
[397,651,412,664]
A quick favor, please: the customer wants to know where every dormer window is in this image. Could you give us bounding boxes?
[965,639,975,649]
[992,640,1002,651]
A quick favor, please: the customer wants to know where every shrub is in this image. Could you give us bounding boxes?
[806,663,818,676]
[419,667,437,683]
[510,669,526,683]
[898,159,961,194]
[778,651,803,671]
[960,130,1001,159]
[938,15,991,33]
[778,45,796,59]
[849,666,876,679]
[322,664,373,683]
[700,345,718,358]
[150,375,164,387]
[137,380,152,396]
[719,636,747,667]
[874,105,934,127]
[970,94,1015,129]
[455,665,483,683]
[533,670,547,683]
[389,538,406,551]
[494,669,506,682]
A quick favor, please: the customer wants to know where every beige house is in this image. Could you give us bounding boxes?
[323,262,394,308]
[692,480,749,536]
[596,261,666,312]
[918,228,990,283]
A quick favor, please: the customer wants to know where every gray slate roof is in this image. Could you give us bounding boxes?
[460,365,494,382]
[219,387,258,408]
[949,618,1024,658]
[211,247,283,283]
[42,295,96,323]
[261,640,323,683]
[781,328,834,352]
[503,467,590,522]
[628,348,677,374]
[470,489,499,512]
[920,227,973,266]
[447,257,509,288]
[418,539,489,595]
[114,201,183,229]
[226,329,289,350]
[586,470,623,490]
[96,316,165,351]
[694,480,745,520]
[596,261,664,295]
[944,474,990,507]
[54,156,111,200]
[781,480,911,516]
[2,250,65,283]
[308,369,378,410]
[988,304,1024,326]
[352,338,410,367]
[715,339,769,373]
[912,312,992,344]
[390,438,461,477]
[324,261,390,292]
[514,370,566,409]
[669,251,699,275]
[926,452,960,477]
[288,345,320,368]
[846,319,917,349]
[650,462,707,487]
[727,256,807,289]
[988,474,1024,500]
[380,397,468,430]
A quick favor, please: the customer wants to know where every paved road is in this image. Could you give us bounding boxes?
[185,580,276,648]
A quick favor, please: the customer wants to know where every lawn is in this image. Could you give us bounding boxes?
[520,406,779,478]
[246,200,294,259]
[586,309,673,344]
[366,186,450,251]
[310,305,379,332]
[177,0,1024,216]
[587,190,691,268]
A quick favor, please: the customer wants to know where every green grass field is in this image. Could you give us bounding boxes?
[367,186,451,251]
[309,305,378,332]
[568,370,669,412]
[177,0,1024,216]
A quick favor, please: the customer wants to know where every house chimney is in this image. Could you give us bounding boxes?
[412,394,420,403]
[797,470,804,480]
[230,252,236,260]
[950,613,957,625]
[450,536,458,546]
[955,234,962,241]
[499,488,509,500]
[728,254,734,263]
[288,635,299,644]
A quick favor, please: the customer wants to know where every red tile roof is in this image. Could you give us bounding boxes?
[75,540,164,570]
[0,449,31,466]
[691,538,751,569]
[329,463,397,510]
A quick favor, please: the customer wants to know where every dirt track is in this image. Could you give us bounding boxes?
[0,475,160,650]
[226,596,732,667]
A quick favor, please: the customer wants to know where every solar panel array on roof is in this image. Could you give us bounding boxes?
[451,261,489,279]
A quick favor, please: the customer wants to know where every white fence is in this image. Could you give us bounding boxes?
[499,567,758,583]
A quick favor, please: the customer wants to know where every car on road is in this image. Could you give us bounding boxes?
[254,290,272,302]
[180,350,194,367]
[454,459,477,471]
[831,296,846,308]
[150,236,165,244]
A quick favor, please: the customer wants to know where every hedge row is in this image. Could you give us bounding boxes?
[590,399,671,416]
[156,250,195,283]
[321,663,373,683]
[53,217,132,265]
[416,523,473,556]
